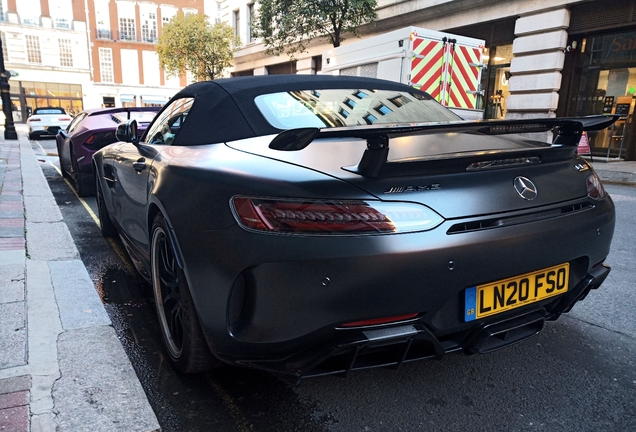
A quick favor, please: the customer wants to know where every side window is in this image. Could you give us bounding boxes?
[146,97,194,145]
[66,113,86,133]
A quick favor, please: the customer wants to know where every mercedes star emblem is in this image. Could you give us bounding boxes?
[513,176,538,200]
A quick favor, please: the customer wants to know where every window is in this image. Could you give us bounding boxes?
[58,39,73,67]
[95,0,111,39]
[120,49,140,85]
[247,3,254,42]
[353,91,368,99]
[99,48,114,83]
[66,113,87,134]
[234,10,240,39]
[141,7,157,42]
[49,0,73,29]
[142,50,160,86]
[25,35,41,64]
[102,96,115,107]
[388,95,411,108]
[160,5,177,26]
[17,0,40,25]
[119,17,136,40]
[363,113,377,124]
[374,104,392,116]
[255,90,460,130]
[344,98,356,109]
[145,97,194,145]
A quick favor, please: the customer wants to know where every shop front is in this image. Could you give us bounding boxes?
[562,31,636,160]
[1,80,84,122]
[559,0,636,161]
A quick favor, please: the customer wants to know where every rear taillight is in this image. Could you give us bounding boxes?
[59,117,71,121]
[83,131,118,150]
[231,197,443,235]
[29,117,41,122]
[587,171,606,200]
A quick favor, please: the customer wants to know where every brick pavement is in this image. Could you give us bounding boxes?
[0,139,29,432]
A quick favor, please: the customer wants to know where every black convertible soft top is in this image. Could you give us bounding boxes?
[169,75,424,146]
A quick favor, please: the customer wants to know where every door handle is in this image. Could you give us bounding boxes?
[133,158,146,173]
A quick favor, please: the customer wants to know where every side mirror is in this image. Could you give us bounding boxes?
[116,119,139,145]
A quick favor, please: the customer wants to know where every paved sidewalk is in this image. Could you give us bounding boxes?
[0,131,159,431]
[587,158,636,185]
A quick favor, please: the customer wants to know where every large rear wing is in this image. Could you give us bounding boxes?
[268,115,619,177]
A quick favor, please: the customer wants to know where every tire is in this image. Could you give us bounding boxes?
[28,132,35,141]
[95,171,117,238]
[70,147,94,197]
[151,214,221,373]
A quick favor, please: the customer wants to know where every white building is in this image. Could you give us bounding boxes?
[0,0,91,120]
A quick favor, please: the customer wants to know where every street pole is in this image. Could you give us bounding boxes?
[0,40,17,140]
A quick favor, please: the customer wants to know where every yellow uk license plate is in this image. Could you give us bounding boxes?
[464,263,569,321]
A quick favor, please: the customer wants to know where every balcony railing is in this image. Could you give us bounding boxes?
[96,29,112,39]
[113,30,157,43]
[21,16,40,26]
[53,18,71,29]
[17,15,75,30]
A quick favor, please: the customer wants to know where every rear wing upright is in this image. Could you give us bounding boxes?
[268,115,619,178]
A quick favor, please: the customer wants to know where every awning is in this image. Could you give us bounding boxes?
[120,94,136,102]
[141,95,167,105]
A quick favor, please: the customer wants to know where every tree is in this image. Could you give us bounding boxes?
[252,0,377,58]
[156,13,240,81]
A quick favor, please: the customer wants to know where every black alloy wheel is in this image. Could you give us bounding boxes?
[150,214,220,373]
[95,170,117,238]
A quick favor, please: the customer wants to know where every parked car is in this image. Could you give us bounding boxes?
[27,107,72,140]
[56,107,159,196]
[94,75,616,377]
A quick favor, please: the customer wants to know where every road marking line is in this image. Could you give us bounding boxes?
[49,162,134,271]
[36,141,47,155]
[206,376,254,432]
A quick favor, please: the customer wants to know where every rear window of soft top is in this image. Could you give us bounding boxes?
[34,108,67,115]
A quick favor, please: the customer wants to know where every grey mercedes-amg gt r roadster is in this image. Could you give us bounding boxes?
[93,75,616,378]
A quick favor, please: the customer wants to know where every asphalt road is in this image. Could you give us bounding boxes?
[33,138,636,432]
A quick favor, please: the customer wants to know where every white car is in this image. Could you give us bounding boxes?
[26,107,72,140]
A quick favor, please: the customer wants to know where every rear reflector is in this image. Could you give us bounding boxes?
[340,313,419,328]
[231,197,443,235]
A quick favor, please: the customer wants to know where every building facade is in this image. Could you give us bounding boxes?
[0,0,91,121]
[226,0,636,160]
[1,0,222,120]
[86,0,205,109]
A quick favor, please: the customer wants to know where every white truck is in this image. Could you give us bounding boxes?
[322,27,486,120]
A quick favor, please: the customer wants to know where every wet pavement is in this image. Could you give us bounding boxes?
[38,150,326,432]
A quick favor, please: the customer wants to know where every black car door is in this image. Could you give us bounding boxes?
[111,97,194,255]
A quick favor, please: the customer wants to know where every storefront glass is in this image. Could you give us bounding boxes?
[7,80,83,122]
[572,31,636,158]
[482,44,512,119]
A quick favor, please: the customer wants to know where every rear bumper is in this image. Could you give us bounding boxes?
[29,125,64,136]
[214,264,610,378]
[173,195,615,376]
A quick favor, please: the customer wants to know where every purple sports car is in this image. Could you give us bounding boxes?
[56,107,160,196]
